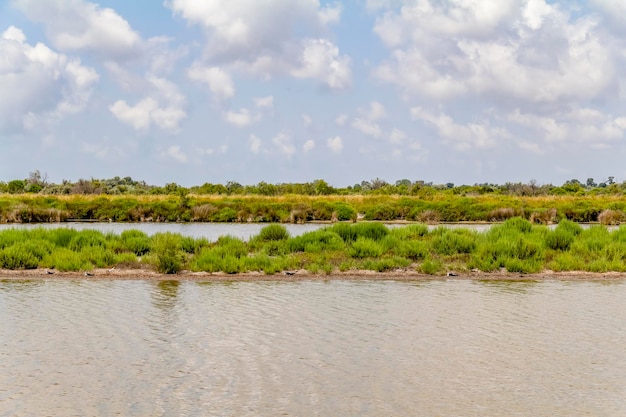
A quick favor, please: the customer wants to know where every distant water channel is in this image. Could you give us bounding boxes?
[0,222,505,241]
[1,279,625,416]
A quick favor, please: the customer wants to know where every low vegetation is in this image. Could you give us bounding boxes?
[2,218,626,275]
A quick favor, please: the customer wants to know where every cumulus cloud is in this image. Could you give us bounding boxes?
[290,39,351,89]
[327,136,343,153]
[109,76,187,131]
[224,108,260,127]
[249,134,262,153]
[188,64,235,101]
[0,26,99,131]
[13,0,141,60]
[166,0,351,89]
[373,0,617,105]
[254,96,274,109]
[508,108,626,146]
[303,139,315,152]
[359,101,386,121]
[272,132,296,157]
[352,118,383,138]
[162,145,188,163]
[335,114,348,126]
[411,107,508,151]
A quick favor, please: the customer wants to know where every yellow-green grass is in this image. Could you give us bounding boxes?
[3,218,626,275]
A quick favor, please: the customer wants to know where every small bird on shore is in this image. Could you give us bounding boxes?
[446,272,458,277]
[285,271,296,276]
[46,270,55,275]
[84,272,94,276]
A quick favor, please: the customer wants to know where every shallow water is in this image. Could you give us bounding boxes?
[1,278,625,416]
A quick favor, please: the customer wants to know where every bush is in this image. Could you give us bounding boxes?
[352,222,389,241]
[349,238,383,258]
[0,244,39,269]
[545,229,574,251]
[151,232,183,274]
[333,203,357,221]
[286,230,344,253]
[431,229,476,255]
[419,259,443,275]
[257,224,290,241]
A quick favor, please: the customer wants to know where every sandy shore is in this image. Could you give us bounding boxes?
[1,268,625,282]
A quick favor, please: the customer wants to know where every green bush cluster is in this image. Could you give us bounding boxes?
[4,218,626,275]
[2,193,626,224]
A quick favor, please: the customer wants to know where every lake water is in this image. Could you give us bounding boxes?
[1,278,625,416]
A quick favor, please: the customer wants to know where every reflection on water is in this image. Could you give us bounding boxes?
[1,279,625,416]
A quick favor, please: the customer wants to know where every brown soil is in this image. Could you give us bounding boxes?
[0,268,624,282]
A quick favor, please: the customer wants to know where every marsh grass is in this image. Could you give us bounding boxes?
[3,217,626,275]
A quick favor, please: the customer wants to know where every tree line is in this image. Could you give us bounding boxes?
[0,171,623,197]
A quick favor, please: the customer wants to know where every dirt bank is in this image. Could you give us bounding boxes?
[1,268,625,282]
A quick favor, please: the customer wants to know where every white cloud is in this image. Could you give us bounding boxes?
[162,145,188,163]
[109,76,187,131]
[352,118,383,138]
[224,108,259,127]
[13,0,141,59]
[327,136,343,153]
[388,128,407,144]
[359,101,386,121]
[188,65,235,101]
[272,132,296,157]
[254,96,274,109]
[0,26,99,131]
[374,0,617,105]
[249,134,262,153]
[82,141,125,159]
[335,114,348,126]
[508,108,626,146]
[302,114,312,127]
[167,0,351,89]
[290,39,351,89]
[303,139,315,152]
[411,107,507,151]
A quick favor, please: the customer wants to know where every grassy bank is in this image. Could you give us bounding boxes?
[2,218,626,275]
[2,194,626,224]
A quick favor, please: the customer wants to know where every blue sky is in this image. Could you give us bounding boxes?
[1,0,626,187]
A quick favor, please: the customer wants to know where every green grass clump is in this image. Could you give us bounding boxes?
[349,237,384,258]
[150,232,184,274]
[286,230,345,253]
[257,224,290,241]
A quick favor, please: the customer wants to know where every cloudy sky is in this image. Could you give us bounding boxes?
[1,0,626,187]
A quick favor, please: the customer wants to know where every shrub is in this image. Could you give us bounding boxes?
[419,259,443,275]
[598,209,623,225]
[41,248,92,272]
[333,203,357,221]
[395,241,429,260]
[352,222,389,241]
[431,229,476,255]
[151,232,183,274]
[0,244,39,269]
[286,230,344,253]
[257,224,290,241]
[349,238,383,258]
[328,223,358,243]
[68,230,106,251]
[545,229,574,251]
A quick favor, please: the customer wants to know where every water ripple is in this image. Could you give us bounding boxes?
[0,279,625,416]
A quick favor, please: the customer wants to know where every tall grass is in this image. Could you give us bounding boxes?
[2,217,626,275]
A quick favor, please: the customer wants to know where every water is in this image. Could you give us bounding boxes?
[1,278,625,416]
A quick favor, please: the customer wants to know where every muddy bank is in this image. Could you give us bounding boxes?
[1,268,625,282]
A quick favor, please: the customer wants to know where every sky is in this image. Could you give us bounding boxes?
[1,0,626,187]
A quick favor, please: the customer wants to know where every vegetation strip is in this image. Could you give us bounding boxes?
[3,218,626,277]
[2,194,626,224]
